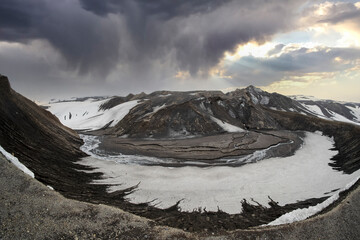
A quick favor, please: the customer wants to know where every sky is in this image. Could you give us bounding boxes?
[0,0,360,102]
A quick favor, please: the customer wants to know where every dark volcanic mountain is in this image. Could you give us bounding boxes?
[0,75,100,196]
[89,86,359,138]
[44,83,360,174]
[109,88,280,138]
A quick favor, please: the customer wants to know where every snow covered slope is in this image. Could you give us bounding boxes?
[233,86,360,126]
[289,96,360,125]
[46,98,141,131]
[44,87,360,135]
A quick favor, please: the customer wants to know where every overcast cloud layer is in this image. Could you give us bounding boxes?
[0,0,359,101]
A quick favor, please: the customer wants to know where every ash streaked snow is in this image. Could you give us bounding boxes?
[46,98,141,131]
[78,132,360,215]
[210,116,245,133]
[347,105,360,122]
[268,176,360,226]
[0,145,34,178]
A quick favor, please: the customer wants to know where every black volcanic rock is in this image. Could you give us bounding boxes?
[0,75,11,94]
[0,75,87,181]
[0,75,121,204]
[227,86,310,114]
[107,89,285,138]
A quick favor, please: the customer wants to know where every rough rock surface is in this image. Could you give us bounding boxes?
[108,89,282,138]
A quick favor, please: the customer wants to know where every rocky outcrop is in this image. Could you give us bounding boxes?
[107,89,284,138]
[0,75,109,201]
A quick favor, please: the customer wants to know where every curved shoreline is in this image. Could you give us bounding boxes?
[2,152,360,239]
[86,130,304,167]
[78,131,359,215]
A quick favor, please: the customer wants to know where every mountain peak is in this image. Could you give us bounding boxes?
[245,85,263,93]
[0,74,11,94]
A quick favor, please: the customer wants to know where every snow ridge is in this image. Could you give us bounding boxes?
[0,145,34,178]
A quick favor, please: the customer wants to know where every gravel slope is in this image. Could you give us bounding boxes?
[1,153,360,240]
[0,154,191,240]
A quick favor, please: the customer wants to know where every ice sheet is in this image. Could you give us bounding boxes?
[78,132,360,214]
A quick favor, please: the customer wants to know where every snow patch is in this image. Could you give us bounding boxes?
[211,116,245,133]
[152,104,167,113]
[301,104,328,120]
[329,110,360,125]
[199,102,213,115]
[346,105,360,122]
[217,100,226,107]
[250,93,259,104]
[0,145,34,178]
[268,176,360,226]
[260,96,269,105]
[143,104,167,117]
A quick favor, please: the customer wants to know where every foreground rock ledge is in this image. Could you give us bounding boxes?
[1,153,360,240]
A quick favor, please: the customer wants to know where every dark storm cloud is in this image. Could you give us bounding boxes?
[0,0,120,75]
[96,0,305,76]
[0,0,42,41]
[225,47,360,86]
[263,47,360,72]
[80,0,230,19]
[1,0,306,82]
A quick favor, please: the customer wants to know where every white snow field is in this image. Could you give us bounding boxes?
[347,105,360,122]
[268,176,360,226]
[298,102,360,125]
[46,98,140,131]
[0,145,34,178]
[289,96,360,126]
[78,132,360,215]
